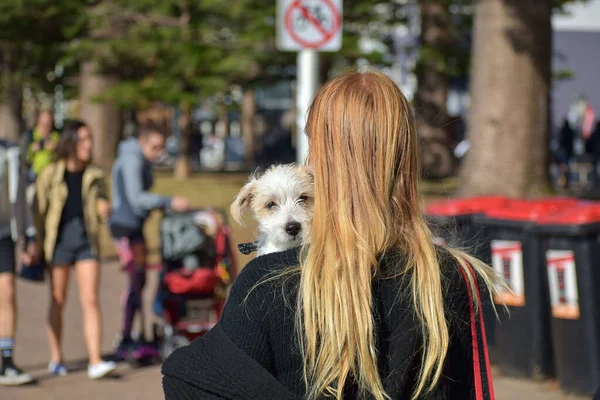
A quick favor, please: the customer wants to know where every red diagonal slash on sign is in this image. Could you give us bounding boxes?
[284,0,341,49]
[297,4,330,37]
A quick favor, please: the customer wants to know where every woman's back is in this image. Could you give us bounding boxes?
[186,247,477,399]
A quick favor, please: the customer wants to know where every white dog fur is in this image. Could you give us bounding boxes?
[231,164,314,256]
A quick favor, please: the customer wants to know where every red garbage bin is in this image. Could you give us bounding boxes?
[425,196,508,250]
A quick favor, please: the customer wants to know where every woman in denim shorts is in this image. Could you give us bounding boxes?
[35,121,115,379]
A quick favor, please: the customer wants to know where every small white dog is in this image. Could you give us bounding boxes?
[231,164,314,256]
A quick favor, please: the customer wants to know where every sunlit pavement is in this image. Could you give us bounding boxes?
[0,261,590,400]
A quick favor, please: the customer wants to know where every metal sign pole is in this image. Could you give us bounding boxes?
[296,49,319,164]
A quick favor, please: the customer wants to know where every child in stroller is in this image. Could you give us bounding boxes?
[152,208,237,361]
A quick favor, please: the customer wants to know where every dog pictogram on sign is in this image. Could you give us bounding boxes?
[277,0,343,52]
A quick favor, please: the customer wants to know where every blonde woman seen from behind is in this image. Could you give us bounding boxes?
[162,71,498,400]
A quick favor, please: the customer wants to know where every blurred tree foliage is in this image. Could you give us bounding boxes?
[0,1,89,140]
[0,0,88,94]
[0,0,589,110]
[63,0,397,175]
[0,0,589,162]
[65,0,395,108]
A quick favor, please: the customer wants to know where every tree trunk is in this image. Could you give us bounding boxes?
[241,89,256,166]
[217,103,229,138]
[459,0,552,197]
[319,55,333,84]
[0,44,23,142]
[415,0,454,179]
[79,60,121,172]
[174,103,192,179]
[0,84,22,143]
[529,7,553,197]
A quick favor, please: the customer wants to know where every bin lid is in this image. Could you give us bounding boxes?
[537,202,600,225]
[426,196,508,217]
[484,198,579,222]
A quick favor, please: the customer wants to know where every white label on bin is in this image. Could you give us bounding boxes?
[546,250,580,320]
[491,240,525,307]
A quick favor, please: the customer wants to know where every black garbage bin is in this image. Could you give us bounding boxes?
[478,198,578,379]
[425,196,508,357]
[535,203,600,395]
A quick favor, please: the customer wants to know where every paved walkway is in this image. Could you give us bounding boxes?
[0,261,591,400]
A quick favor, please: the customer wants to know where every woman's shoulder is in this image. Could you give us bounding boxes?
[36,162,60,185]
[233,247,301,294]
[85,164,105,179]
[434,246,481,327]
[224,247,301,324]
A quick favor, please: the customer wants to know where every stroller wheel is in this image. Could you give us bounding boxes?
[160,335,191,361]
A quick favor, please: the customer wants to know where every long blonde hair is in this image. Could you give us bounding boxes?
[299,71,498,399]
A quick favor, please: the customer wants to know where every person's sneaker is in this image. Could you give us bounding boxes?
[87,361,116,380]
[133,339,159,358]
[0,365,34,386]
[115,338,136,361]
[48,361,68,376]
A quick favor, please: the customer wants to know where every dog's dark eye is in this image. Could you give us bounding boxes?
[266,201,277,209]
[298,195,308,203]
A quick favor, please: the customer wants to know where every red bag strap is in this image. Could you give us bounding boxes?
[457,263,495,400]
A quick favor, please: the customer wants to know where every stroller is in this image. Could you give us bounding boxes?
[153,208,238,361]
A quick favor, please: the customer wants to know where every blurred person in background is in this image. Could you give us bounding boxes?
[35,120,116,379]
[109,123,190,358]
[586,121,600,183]
[0,139,37,386]
[556,120,575,189]
[20,110,61,183]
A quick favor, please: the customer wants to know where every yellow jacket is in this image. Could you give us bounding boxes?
[35,160,107,264]
[27,129,61,175]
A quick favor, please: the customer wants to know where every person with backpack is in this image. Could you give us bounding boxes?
[0,139,37,385]
[109,122,190,358]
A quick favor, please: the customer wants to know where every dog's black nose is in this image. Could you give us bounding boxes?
[285,222,301,237]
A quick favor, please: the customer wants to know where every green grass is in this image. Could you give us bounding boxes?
[97,172,458,268]
[420,177,459,196]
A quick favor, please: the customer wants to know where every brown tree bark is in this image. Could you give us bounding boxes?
[0,83,22,143]
[415,0,454,179]
[0,44,23,142]
[459,0,552,198]
[241,89,256,166]
[174,103,192,179]
[79,60,122,172]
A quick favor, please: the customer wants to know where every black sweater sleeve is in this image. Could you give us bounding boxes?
[220,255,280,373]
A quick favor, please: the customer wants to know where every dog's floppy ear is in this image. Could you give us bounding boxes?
[299,165,314,182]
[231,179,256,226]
[298,165,315,184]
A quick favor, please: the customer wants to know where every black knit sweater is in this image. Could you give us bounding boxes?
[163,247,488,400]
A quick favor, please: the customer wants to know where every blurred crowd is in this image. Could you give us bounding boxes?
[0,113,192,385]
